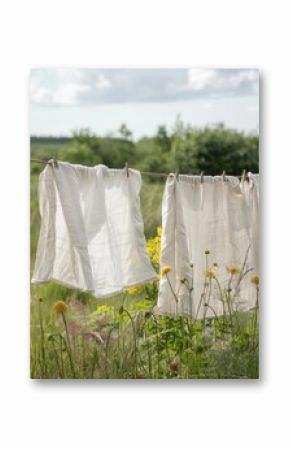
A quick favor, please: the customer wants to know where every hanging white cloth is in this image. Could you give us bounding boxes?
[32,162,157,297]
[157,174,259,318]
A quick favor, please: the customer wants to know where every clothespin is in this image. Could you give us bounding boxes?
[175,170,179,181]
[125,162,129,177]
[200,171,204,184]
[48,157,58,168]
[222,170,227,182]
[241,169,246,183]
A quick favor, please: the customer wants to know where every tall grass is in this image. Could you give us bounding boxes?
[30,229,259,379]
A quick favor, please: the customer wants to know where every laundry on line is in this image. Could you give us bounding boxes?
[31,161,259,318]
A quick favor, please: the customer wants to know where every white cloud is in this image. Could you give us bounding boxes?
[187,69,218,90]
[53,83,91,105]
[227,69,258,88]
[30,68,259,107]
[95,73,111,89]
[30,86,52,105]
[187,68,259,94]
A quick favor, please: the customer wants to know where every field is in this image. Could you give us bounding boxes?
[30,136,259,379]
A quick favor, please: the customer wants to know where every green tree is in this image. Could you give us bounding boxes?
[154,125,171,152]
[118,123,133,140]
[174,125,259,175]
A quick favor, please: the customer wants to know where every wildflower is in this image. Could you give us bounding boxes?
[251,274,260,286]
[123,285,143,295]
[95,304,113,316]
[205,249,210,255]
[205,269,216,279]
[160,265,172,277]
[226,266,240,275]
[53,300,68,314]
[146,228,162,265]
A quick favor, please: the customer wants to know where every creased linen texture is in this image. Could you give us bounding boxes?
[157,174,259,319]
[32,162,157,298]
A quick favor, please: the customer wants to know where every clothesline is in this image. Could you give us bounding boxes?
[30,158,251,180]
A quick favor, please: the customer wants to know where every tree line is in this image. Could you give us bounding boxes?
[31,119,259,178]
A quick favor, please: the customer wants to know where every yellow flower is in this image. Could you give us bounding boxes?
[226,266,240,275]
[53,300,68,314]
[205,269,216,279]
[123,285,143,295]
[146,228,162,265]
[160,265,172,277]
[251,274,260,286]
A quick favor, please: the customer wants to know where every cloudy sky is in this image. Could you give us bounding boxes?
[30,68,259,138]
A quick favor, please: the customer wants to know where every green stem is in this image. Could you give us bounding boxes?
[38,300,47,377]
[61,313,76,378]
[123,309,138,379]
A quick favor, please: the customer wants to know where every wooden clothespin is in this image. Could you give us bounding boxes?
[125,162,129,177]
[200,171,204,184]
[241,169,246,183]
[222,170,227,182]
[48,157,58,168]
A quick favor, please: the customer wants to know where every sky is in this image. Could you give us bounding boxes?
[30,68,259,139]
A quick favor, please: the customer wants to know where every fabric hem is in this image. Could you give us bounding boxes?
[31,274,158,299]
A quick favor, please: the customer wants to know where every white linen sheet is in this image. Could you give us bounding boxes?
[157,174,259,318]
[32,162,157,297]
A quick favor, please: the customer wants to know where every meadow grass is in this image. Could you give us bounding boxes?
[30,284,259,379]
[30,230,259,380]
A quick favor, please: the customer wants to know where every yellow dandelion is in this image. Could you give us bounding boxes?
[205,269,216,279]
[251,274,260,286]
[160,265,172,277]
[53,300,68,314]
[226,266,240,275]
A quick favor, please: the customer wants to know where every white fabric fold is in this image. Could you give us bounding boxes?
[157,174,259,318]
[32,162,157,297]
